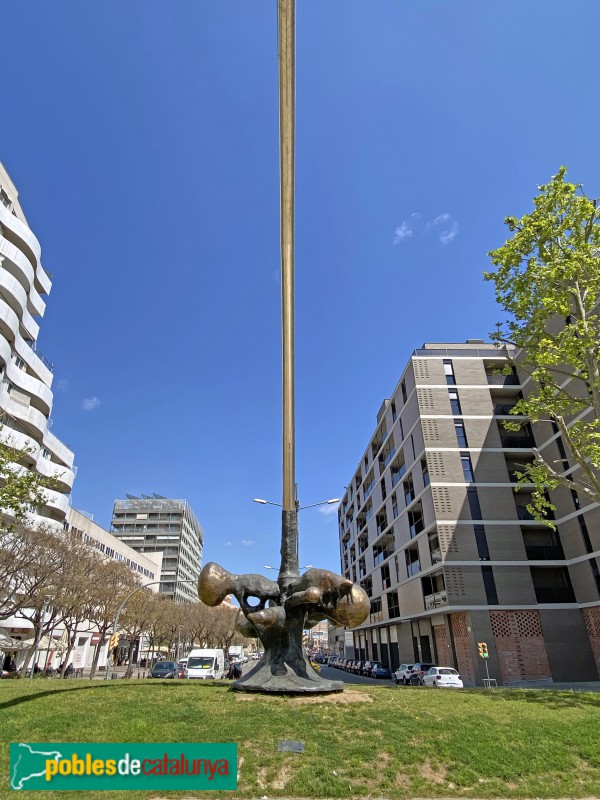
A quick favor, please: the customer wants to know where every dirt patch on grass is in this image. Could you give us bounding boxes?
[288,689,372,705]
[272,761,294,789]
[419,758,448,784]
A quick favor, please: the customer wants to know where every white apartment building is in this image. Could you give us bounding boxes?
[0,162,75,525]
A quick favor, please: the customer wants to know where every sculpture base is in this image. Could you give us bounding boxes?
[231,661,344,694]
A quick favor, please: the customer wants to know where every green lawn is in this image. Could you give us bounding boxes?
[2,679,600,799]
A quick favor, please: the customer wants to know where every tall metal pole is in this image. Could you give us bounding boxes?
[278,0,298,588]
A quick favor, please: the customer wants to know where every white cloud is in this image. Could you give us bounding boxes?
[81,396,101,411]
[55,378,70,392]
[433,213,451,225]
[241,539,255,546]
[393,220,414,244]
[319,503,339,518]
[223,541,232,547]
[439,220,459,245]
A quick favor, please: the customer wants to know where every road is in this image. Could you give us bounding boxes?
[317,663,395,687]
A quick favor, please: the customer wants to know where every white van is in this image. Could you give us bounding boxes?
[184,648,225,680]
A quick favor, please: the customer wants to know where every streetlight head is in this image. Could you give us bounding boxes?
[326,498,340,504]
[263,565,274,570]
[253,498,268,504]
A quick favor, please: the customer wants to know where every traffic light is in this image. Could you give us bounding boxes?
[109,632,120,651]
[477,642,489,659]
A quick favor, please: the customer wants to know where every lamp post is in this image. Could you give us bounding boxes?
[105,578,197,680]
[253,498,340,510]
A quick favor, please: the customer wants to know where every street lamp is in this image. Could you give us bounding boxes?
[253,498,339,510]
[263,564,313,571]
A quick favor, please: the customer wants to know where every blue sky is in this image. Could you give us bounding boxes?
[2,1,600,578]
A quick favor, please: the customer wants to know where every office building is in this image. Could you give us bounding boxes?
[338,340,600,685]
[67,508,163,586]
[111,494,203,602]
[0,163,75,525]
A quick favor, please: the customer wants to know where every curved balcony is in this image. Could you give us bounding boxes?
[44,430,74,469]
[41,485,71,518]
[0,301,52,385]
[0,345,52,418]
[0,422,41,462]
[0,270,40,341]
[0,235,32,295]
[0,237,46,319]
[0,204,51,296]
[0,389,48,439]
[0,202,41,269]
[0,334,52,413]
[37,454,75,492]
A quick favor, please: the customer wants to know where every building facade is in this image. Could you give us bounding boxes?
[111,495,203,602]
[338,340,600,685]
[0,163,75,525]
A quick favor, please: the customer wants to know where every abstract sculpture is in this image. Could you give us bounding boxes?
[199,562,369,692]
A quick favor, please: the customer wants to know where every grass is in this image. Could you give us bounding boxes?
[1,679,600,799]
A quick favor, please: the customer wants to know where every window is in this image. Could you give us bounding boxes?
[403,474,415,506]
[482,566,498,605]
[405,544,420,576]
[443,359,456,385]
[530,567,575,603]
[391,493,399,518]
[467,487,482,520]
[474,524,490,560]
[408,502,424,538]
[449,389,462,415]
[391,401,397,422]
[428,530,441,564]
[381,563,391,590]
[387,591,400,619]
[421,459,430,487]
[454,421,468,447]
[461,452,474,482]
[370,597,383,615]
[401,382,407,404]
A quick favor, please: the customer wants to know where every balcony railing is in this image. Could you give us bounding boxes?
[525,545,565,560]
[380,446,396,468]
[533,586,575,603]
[500,434,535,448]
[424,590,448,610]
[391,466,406,487]
[363,481,375,502]
[486,372,520,385]
[23,340,54,372]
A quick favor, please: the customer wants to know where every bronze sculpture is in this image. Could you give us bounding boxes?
[199,562,369,692]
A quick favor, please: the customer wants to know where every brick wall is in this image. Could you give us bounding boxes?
[583,607,600,675]
[490,610,551,683]
[450,612,475,685]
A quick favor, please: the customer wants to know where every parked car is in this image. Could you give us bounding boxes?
[370,662,392,679]
[409,662,437,685]
[361,661,373,677]
[352,660,364,675]
[393,663,415,685]
[422,667,463,688]
[345,660,355,672]
[149,661,178,679]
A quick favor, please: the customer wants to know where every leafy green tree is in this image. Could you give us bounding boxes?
[0,426,60,521]
[485,166,600,521]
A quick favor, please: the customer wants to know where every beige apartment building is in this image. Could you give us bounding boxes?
[338,340,600,685]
